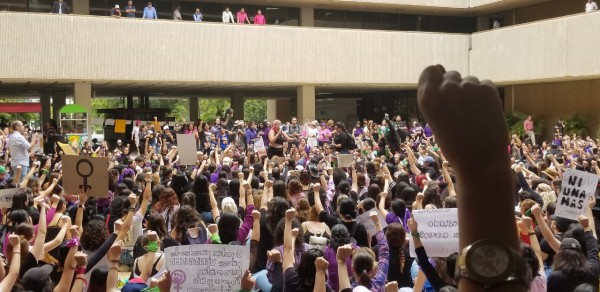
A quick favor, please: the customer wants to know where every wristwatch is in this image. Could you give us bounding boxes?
[456,239,530,289]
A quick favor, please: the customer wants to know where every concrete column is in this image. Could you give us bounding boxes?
[230,94,245,121]
[71,0,89,15]
[300,7,314,27]
[73,82,92,138]
[51,90,66,123]
[297,85,315,123]
[276,99,291,121]
[266,100,277,121]
[189,97,199,122]
[40,95,51,127]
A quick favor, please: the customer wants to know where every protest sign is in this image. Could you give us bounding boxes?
[0,188,19,208]
[114,120,126,133]
[253,138,265,153]
[555,168,599,220]
[307,137,318,148]
[62,155,108,198]
[409,208,459,258]
[165,244,250,292]
[31,133,42,153]
[356,208,387,237]
[337,154,353,168]
[57,142,76,155]
[176,134,197,165]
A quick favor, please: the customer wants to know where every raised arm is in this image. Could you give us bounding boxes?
[283,208,296,271]
[260,180,272,210]
[31,201,49,261]
[314,257,328,292]
[351,162,358,192]
[378,192,389,218]
[408,217,445,291]
[336,244,353,290]
[313,183,324,214]
[519,216,544,274]
[19,164,38,189]
[54,226,79,292]
[441,161,456,197]
[106,241,123,292]
[530,204,559,252]
[0,235,21,292]
[70,252,88,292]
[208,184,220,223]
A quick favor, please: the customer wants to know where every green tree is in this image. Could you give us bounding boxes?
[244,99,266,123]
[199,99,230,123]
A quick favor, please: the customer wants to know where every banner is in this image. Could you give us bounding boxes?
[165,244,250,292]
[61,155,109,197]
[356,208,387,237]
[409,208,459,258]
[177,134,197,165]
[0,189,19,208]
[555,168,599,220]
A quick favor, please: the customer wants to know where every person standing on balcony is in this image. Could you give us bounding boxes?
[50,0,70,14]
[524,115,536,146]
[173,6,182,20]
[222,7,234,23]
[254,10,266,25]
[586,0,598,12]
[193,8,203,22]
[142,1,157,19]
[125,1,136,17]
[237,8,251,24]
[110,5,121,18]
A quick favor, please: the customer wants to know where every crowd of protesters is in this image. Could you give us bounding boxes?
[0,67,599,291]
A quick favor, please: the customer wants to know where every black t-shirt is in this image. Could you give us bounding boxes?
[333,132,350,151]
[319,210,369,247]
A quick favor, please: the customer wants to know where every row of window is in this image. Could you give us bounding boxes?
[0,0,476,33]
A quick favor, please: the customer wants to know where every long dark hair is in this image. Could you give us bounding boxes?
[553,247,589,278]
[297,249,324,287]
[386,223,406,271]
[192,175,211,213]
[266,197,289,236]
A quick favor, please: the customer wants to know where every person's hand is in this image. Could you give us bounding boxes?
[416,192,424,201]
[313,183,321,193]
[442,161,449,168]
[249,166,254,173]
[315,257,328,272]
[285,208,296,221]
[240,270,255,291]
[417,65,508,170]
[514,165,522,173]
[259,171,267,178]
[531,204,542,218]
[408,218,418,233]
[379,192,388,199]
[370,211,380,225]
[144,172,152,182]
[114,220,123,235]
[70,225,79,238]
[383,174,392,182]
[264,180,273,189]
[252,210,261,221]
[520,215,534,233]
[60,215,70,226]
[238,172,245,180]
[268,162,274,169]
[74,252,88,267]
[209,184,217,192]
[51,194,60,205]
[243,181,251,191]
[385,281,399,292]
[291,228,299,239]
[579,215,590,229]
[208,224,218,234]
[128,194,137,206]
[267,249,281,262]
[336,244,353,262]
[8,234,19,249]
[589,195,596,208]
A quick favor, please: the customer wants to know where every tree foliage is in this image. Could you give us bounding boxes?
[199,99,230,123]
[244,99,266,123]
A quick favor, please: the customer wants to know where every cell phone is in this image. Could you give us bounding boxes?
[525,208,538,226]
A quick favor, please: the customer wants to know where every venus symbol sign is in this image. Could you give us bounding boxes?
[171,269,186,292]
[76,159,94,192]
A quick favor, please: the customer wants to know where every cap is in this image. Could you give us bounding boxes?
[221,196,236,210]
[0,166,6,175]
[424,156,435,163]
[115,4,120,8]
[223,157,233,166]
[560,238,582,251]
[22,264,54,290]
[117,140,122,144]
[163,125,169,130]
[338,198,357,220]
[295,165,304,171]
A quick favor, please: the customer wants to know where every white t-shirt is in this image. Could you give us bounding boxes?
[586,1,598,12]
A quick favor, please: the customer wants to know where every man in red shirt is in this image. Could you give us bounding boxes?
[523,115,536,146]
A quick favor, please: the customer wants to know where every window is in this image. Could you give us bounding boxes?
[0,0,27,12]
[28,0,52,13]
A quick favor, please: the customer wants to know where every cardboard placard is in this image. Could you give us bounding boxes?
[356,208,388,237]
[0,188,20,208]
[57,142,76,156]
[61,155,109,197]
[253,138,265,153]
[114,120,126,133]
[555,168,599,220]
[337,154,353,168]
[165,244,250,291]
[104,119,115,126]
[31,133,43,153]
[409,208,459,258]
[176,134,197,166]
[307,137,318,148]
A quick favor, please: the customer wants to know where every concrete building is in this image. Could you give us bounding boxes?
[0,0,598,139]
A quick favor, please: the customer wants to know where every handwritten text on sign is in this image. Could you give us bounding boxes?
[555,168,599,221]
[356,208,387,237]
[409,208,459,258]
[165,244,250,292]
[0,189,19,208]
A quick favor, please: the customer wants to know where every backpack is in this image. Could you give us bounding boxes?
[309,231,328,251]
[183,227,208,245]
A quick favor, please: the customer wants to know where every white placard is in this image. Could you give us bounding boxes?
[31,133,42,153]
[409,208,459,258]
[176,134,197,166]
[126,120,132,125]
[555,168,599,220]
[165,244,250,292]
[104,119,115,126]
[307,137,318,148]
[0,189,19,208]
[253,138,265,152]
[356,208,387,237]
[337,154,353,168]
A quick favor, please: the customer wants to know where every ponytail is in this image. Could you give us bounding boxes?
[399,245,406,271]
[357,270,372,288]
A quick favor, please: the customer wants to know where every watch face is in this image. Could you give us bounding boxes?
[467,241,511,280]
